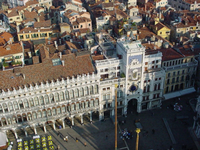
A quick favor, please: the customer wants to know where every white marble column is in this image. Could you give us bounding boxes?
[33,125,37,135]
[81,115,83,124]
[53,122,56,130]
[14,131,18,139]
[43,125,47,133]
[62,119,65,129]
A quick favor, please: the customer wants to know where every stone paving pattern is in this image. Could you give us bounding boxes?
[8,93,199,150]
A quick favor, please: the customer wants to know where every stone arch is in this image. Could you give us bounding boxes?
[65,90,69,99]
[60,91,65,101]
[37,111,42,118]
[42,109,47,118]
[44,95,49,104]
[24,99,29,108]
[80,87,84,97]
[32,112,37,120]
[7,117,12,125]
[61,105,66,113]
[70,89,74,98]
[52,107,56,116]
[95,98,99,106]
[39,96,45,105]
[8,102,13,112]
[85,100,89,108]
[71,103,75,111]
[17,114,22,123]
[67,104,71,111]
[127,98,139,114]
[18,100,24,109]
[47,108,52,116]
[81,101,85,109]
[22,113,27,121]
[3,103,8,112]
[56,106,61,114]
[85,87,89,95]
[29,98,34,107]
[13,101,19,110]
[1,117,7,126]
[27,112,32,120]
[90,85,94,94]
[34,97,39,106]
[90,99,94,107]
[75,102,80,110]
[75,88,79,98]
[54,92,59,102]
[12,115,17,124]
[94,84,98,94]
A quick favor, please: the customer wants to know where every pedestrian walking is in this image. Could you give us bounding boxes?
[84,142,87,147]
[57,132,60,136]
[152,129,155,134]
[76,137,78,142]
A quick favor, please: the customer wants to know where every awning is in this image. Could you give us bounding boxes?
[164,87,196,100]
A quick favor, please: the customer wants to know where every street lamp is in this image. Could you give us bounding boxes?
[135,128,140,150]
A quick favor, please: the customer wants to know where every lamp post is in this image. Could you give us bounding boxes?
[115,84,118,150]
[135,128,140,150]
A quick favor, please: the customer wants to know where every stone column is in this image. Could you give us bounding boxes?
[71,117,74,126]
[53,122,56,130]
[90,112,92,122]
[33,125,37,135]
[62,119,65,129]
[43,124,47,133]
[24,128,28,137]
[81,115,83,124]
[14,130,18,139]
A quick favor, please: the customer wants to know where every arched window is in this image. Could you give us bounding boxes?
[50,94,54,103]
[28,113,32,120]
[65,91,69,99]
[85,101,89,108]
[85,87,89,95]
[80,88,84,97]
[67,105,71,111]
[57,107,61,114]
[13,101,19,110]
[40,96,44,105]
[29,98,34,107]
[47,109,51,116]
[70,90,74,98]
[34,97,39,106]
[71,104,75,111]
[44,95,49,104]
[8,102,13,111]
[94,85,98,94]
[55,93,59,102]
[0,105,3,113]
[19,100,24,109]
[62,106,66,113]
[60,92,64,101]
[90,100,94,107]
[42,110,47,117]
[37,111,42,118]
[76,103,80,110]
[7,118,11,125]
[95,99,99,106]
[24,99,29,108]
[90,86,93,94]
[52,108,56,116]
[75,89,79,97]
[12,116,16,123]
[32,112,37,119]
[81,102,85,108]
[3,103,8,112]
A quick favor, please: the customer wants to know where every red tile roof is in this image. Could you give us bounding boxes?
[0,32,13,46]
[0,42,23,56]
[0,53,95,91]
[159,48,183,61]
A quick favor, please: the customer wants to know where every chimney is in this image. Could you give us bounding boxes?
[62,60,64,66]
[54,41,58,49]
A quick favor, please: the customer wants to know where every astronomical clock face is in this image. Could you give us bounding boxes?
[128,55,142,81]
[129,84,137,93]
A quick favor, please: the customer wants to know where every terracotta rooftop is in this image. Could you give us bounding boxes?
[24,11,38,20]
[0,32,13,46]
[159,48,183,61]
[34,20,51,28]
[0,42,23,57]
[0,53,95,91]
[18,27,52,34]
[25,0,39,7]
